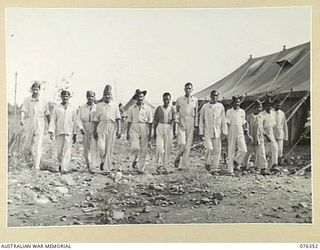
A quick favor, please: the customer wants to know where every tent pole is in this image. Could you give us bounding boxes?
[286,92,310,122]
[284,126,310,159]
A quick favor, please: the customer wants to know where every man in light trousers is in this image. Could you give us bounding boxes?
[20,81,50,170]
[127,90,153,174]
[244,100,269,174]
[273,99,288,165]
[226,96,248,174]
[153,92,176,174]
[49,90,79,173]
[78,90,98,172]
[93,85,121,174]
[199,90,227,174]
[174,82,198,170]
[261,99,279,170]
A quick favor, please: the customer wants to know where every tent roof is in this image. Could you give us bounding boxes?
[194,42,310,100]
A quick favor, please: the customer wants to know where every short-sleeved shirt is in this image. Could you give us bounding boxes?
[78,103,97,123]
[93,102,121,123]
[21,97,49,119]
[274,109,288,140]
[176,96,198,118]
[127,103,153,124]
[153,105,175,125]
[226,108,246,126]
[48,103,78,136]
[261,110,277,141]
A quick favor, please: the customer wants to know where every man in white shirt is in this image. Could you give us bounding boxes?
[199,90,227,173]
[126,90,153,174]
[78,90,98,172]
[226,96,247,174]
[93,85,121,174]
[20,81,50,170]
[244,100,269,173]
[174,82,198,170]
[48,90,79,173]
[273,99,288,165]
[261,99,279,170]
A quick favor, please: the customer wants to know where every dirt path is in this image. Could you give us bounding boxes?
[7,136,312,227]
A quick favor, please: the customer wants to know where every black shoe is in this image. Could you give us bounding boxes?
[174,158,180,168]
[205,164,211,172]
[271,164,280,173]
[132,161,137,169]
[58,166,61,173]
[100,163,104,171]
[261,168,271,176]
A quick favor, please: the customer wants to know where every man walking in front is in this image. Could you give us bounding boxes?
[126,90,153,174]
[48,90,79,173]
[78,90,98,172]
[93,85,121,174]
[174,82,198,170]
[273,99,288,165]
[226,95,247,174]
[20,81,50,170]
[153,92,176,174]
[243,100,269,175]
[261,99,279,170]
[199,90,227,174]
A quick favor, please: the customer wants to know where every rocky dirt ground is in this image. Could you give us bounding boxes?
[7,134,312,227]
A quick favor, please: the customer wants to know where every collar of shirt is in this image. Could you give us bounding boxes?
[134,103,145,109]
[31,97,39,102]
[86,103,96,108]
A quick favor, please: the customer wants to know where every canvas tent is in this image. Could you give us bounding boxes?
[194,42,310,146]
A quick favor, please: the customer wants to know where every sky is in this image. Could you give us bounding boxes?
[6,7,311,107]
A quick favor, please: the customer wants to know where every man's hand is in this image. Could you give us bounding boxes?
[116,132,121,139]
[126,133,130,141]
[49,132,54,140]
[265,134,271,143]
[80,129,86,135]
[200,136,205,141]
[94,131,98,141]
[72,134,77,144]
[222,133,228,141]
[246,134,254,143]
[194,126,199,135]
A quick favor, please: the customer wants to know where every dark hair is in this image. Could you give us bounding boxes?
[31,81,41,90]
[61,90,71,96]
[163,92,171,98]
[185,82,193,88]
[86,90,95,97]
[210,90,219,96]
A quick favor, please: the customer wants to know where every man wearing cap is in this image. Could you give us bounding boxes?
[93,85,121,174]
[153,92,176,173]
[20,81,50,170]
[199,90,227,173]
[174,82,198,169]
[78,90,98,172]
[261,99,278,170]
[126,89,153,174]
[225,95,247,174]
[244,100,269,173]
[273,99,288,165]
[48,90,79,173]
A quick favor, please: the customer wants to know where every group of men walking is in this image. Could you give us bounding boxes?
[19,81,288,176]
